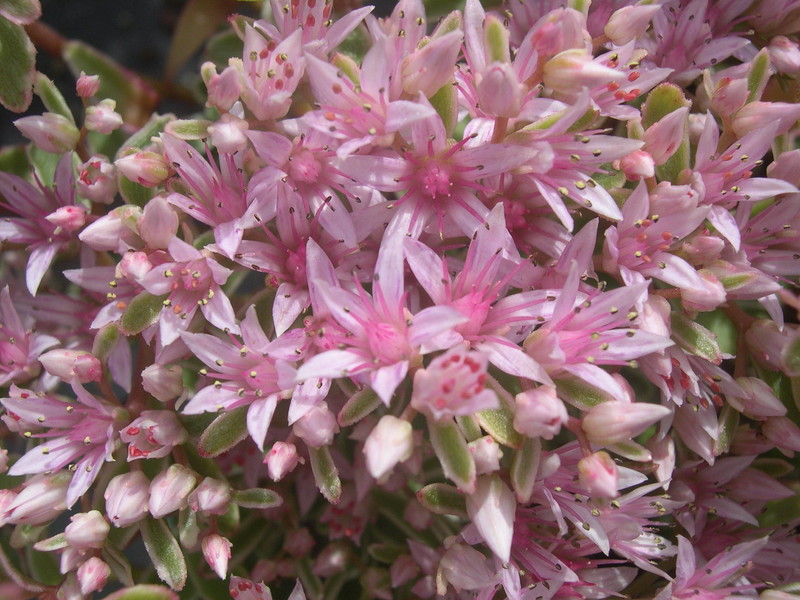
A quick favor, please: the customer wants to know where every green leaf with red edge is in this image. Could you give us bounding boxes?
[0,0,41,25]
[165,0,232,80]
[0,17,36,112]
[232,488,283,509]
[337,387,382,427]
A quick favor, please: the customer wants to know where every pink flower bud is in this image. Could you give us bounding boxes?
[401,31,462,97]
[202,62,241,112]
[264,441,301,481]
[769,36,800,74]
[65,510,109,551]
[202,534,232,579]
[293,404,338,448]
[140,195,179,250]
[45,205,87,233]
[3,472,69,525]
[543,49,623,95]
[768,148,800,186]
[582,401,671,446]
[208,113,250,155]
[85,99,123,134]
[643,107,689,165]
[618,149,656,180]
[763,416,800,452]
[76,72,100,98]
[604,4,661,45]
[731,377,787,419]
[77,156,117,204]
[578,451,619,498]
[390,555,419,587]
[77,557,110,596]
[468,436,502,475]
[116,251,153,283]
[513,385,567,440]
[79,205,142,252]
[476,63,524,118]
[284,528,314,557]
[39,349,102,383]
[364,415,413,481]
[15,112,80,153]
[647,433,675,485]
[104,471,149,527]
[681,234,724,263]
[733,101,800,137]
[148,464,196,518]
[141,363,184,402]
[680,269,726,312]
[709,76,748,117]
[188,477,231,514]
[745,320,791,371]
[115,151,169,188]
[121,410,187,460]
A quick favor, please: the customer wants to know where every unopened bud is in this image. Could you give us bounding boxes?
[293,404,338,448]
[141,363,184,402]
[77,557,110,596]
[618,149,655,180]
[149,464,196,518]
[604,4,661,45]
[115,151,169,188]
[116,251,153,283]
[45,205,87,233]
[265,441,301,481]
[65,510,109,551]
[401,31,462,97]
[284,528,314,557]
[733,102,800,137]
[202,534,232,579]
[39,349,101,383]
[15,113,80,153]
[476,63,523,118]
[202,63,241,112]
[2,473,69,525]
[468,436,502,475]
[77,156,117,204]
[543,49,623,95]
[85,99,123,134]
[364,415,413,481]
[578,451,619,498]
[768,36,800,75]
[763,416,800,452]
[188,477,231,515]
[643,107,688,165]
[79,205,142,252]
[710,76,748,117]
[121,410,187,460]
[513,385,567,440]
[76,72,100,99]
[732,377,787,419]
[582,401,671,445]
[681,269,726,312]
[104,471,149,527]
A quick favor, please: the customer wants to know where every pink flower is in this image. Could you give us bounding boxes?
[0,286,58,386]
[120,410,187,460]
[513,385,567,439]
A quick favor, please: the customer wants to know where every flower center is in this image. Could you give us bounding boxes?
[416,159,453,200]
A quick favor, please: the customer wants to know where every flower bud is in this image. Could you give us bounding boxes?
[513,385,567,440]
[85,99,123,134]
[264,441,301,481]
[202,534,232,579]
[139,195,179,250]
[77,557,110,596]
[731,377,787,419]
[767,149,800,186]
[141,363,184,402]
[680,269,726,312]
[2,472,69,525]
[208,113,250,155]
[39,349,102,383]
[618,149,655,180]
[403,500,431,530]
[115,151,169,188]
[733,101,800,138]
[0,490,15,526]
[604,4,661,45]
[149,464,196,518]
[77,156,117,204]
[543,49,623,95]
[45,205,87,233]
[15,113,80,153]
[293,404,338,448]
[79,205,142,252]
[116,251,153,283]
[709,76,748,117]
[468,436,502,475]
[65,510,109,551]
[768,36,800,75]
[578,451,619,498]
[390,555,419,588]
[763,416,800,452]
[401,31,462,97]
[104,471,149,527]
[284,528,314,557]
[76,72,100,98]
[476,63,523,118]
[202,62,241,112]
[582,401,671,445]
[121,410,187,460]
[188,477,231,514]
[364,415,413,481]
[643,106,689,165]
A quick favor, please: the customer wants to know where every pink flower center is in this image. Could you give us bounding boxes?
[289,149,323,184]
[367,322,408,364]
[176,260,214,291]
[416,159,453,200]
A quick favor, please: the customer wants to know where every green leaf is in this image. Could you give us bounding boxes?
[197,406,249,458]
[428,416,476,493]
[26,546,61,586]
[554,376,615,409]
[177,507,199,548]
[117,113,173,159]
[33,72,75,124]
[671,312,722,364]
[119,175,156,208]
[694,308,737,356]
[32,533,67,552]
[92,323,120,362]
[337,387,382,427]
[714,404,739,456]
[607,439,653,461]
[140,518,187,591]
[232,488,283,509]
[101,585,179,600]
[0,17,36,112]
[0,144,30,177]
[164,119,212,141]
[429,80,458,138]
[63,40,157,125]
[478,379,522,448]
[308,445,341,504]
[416,483,467,518]
[484,15,510,63]
[367,543,405,564]
[0,0,42,25]
[510,437,540,503]
[752,457,795,478]
[746,48,771,103]
[102,544,134,588]
[164,0,230,80]
[119,292,167,336]
[642,83,690,128]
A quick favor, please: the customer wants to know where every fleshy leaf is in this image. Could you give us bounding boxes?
[164,119,212,141]
[119,292,168,336]
[140,518,187,591]
[197,406,249,458]
[0,0,41,25]
[417,483,468,518]
[0,17,36,112]
[103,544,134,587]
[165,0,230,80]
[33,73,74,124]
[511,437,541,503]
[746,48,771,103]
[308,446,341,504]
[92,322,120,362]
[232,488,283,509]
[101,585,179,600]
[671,312,722,364]
[428,416,476,494]
[555,375,615,409]
[337,387,382,427]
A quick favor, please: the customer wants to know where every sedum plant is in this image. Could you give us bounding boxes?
[1,0,800,598]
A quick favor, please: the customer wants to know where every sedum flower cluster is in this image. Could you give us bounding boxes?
[2,0,800,598]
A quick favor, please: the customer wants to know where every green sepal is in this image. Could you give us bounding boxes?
[671,312,722,364]
[116,113,173,159]
[140,517,187,591]
[428,416,476,493]
[607,440,653,461]
[456,414,483,442]
[431,10,462,38]
[10,523,45,549]
[416,483,467,518]
[309,445,342,504]
[26,545,61,586]
[232,488,283,509]
[477,379,522,448]
[92,322,121,362]
[119,292,168,336]
[0,17,36,112]
[510,437,540,503]
[337,387,382,427]
[746,48,771,104]
[33,73,75,124]
[429,80,458,138]
[197,406,249,458]
[32,533,67,552]
[103,543,135,587]
[0,144,31,177]
[555,375,614,410]
[101,585,180,600]
[164,119,212,141]
[119,175,156,208]
[331,53,360,86]
[483,15,510,63]
[642,83,690,127]
[714,404,739,456]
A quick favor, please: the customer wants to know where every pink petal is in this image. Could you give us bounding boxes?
[26,243,59,296]
[247,394,278,450]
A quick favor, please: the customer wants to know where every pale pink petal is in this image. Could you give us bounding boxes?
[26,243,59,296]
[465,475,515,562]
[370,361,409,405]
[247,394,279,450]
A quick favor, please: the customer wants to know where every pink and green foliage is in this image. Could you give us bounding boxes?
[3,0,800,598]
